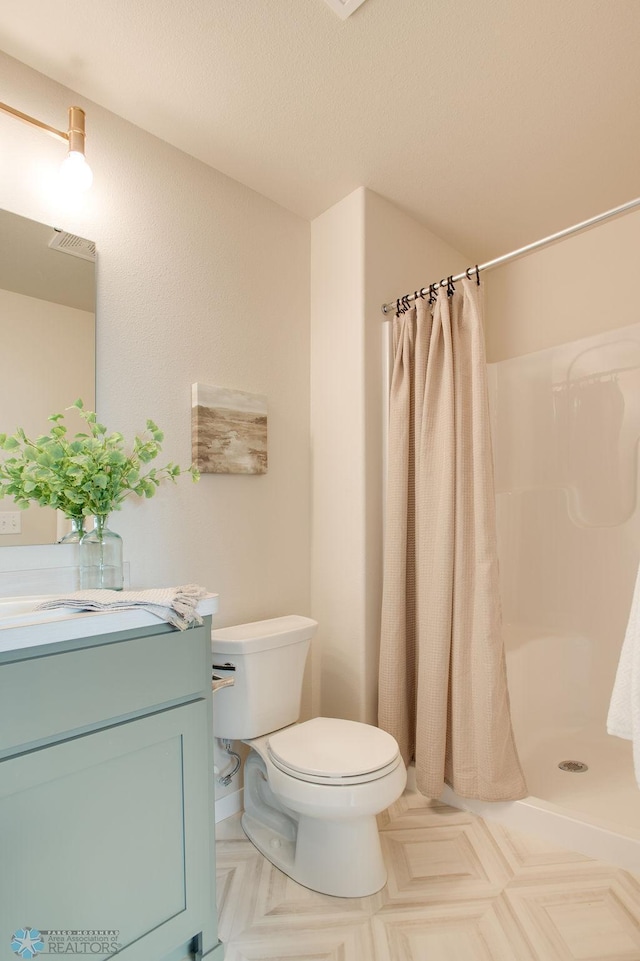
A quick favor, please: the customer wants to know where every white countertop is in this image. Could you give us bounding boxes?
[0,593,218,654]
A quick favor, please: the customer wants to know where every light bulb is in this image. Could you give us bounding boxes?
[59,150,93,192]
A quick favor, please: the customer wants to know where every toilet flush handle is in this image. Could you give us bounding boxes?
[212,672,235,694]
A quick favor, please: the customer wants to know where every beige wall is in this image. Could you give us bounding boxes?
[310,187,468,723]
[0,50,311,628]
[0,287,94,546]
[486,207,640,362]
[0,52,312,800]
[310,188,366,720]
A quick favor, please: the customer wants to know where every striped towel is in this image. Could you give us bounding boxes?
[36,584,209,631]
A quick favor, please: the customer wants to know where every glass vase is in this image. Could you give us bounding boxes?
[58,515,86,544]
[79,515,123,590]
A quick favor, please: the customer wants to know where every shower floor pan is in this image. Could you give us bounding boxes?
[437,725,640,874]
[520,725,639,829]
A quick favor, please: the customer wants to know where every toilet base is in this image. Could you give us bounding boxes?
[241,809,387,898]
[240,741,406,898]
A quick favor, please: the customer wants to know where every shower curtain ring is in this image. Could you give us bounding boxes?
[447,275,455,297]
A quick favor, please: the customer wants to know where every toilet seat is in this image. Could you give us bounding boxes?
[267,716,401,786]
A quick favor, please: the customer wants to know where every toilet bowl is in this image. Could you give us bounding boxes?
[243,717,407,897]
[211,616,407,897]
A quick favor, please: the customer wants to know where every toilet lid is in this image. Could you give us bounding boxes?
[267,717,399,780]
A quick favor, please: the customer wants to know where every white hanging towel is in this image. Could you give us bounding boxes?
[607,563,640,787]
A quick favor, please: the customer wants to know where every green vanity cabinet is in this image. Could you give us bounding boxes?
[0,615,224,961]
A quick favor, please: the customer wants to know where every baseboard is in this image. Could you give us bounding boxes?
[215,787,243,823]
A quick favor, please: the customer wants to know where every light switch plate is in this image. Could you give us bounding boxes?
[0,512,21,535]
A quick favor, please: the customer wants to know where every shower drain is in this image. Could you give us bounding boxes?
[558,760,589,773]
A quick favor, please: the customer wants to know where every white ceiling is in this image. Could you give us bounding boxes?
[0,0,639,261]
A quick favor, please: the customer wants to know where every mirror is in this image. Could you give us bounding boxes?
[0,208,96,546]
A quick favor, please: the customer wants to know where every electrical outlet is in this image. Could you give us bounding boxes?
[0,512,21,534]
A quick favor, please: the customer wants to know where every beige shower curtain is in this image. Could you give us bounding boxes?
[379,278,526,801]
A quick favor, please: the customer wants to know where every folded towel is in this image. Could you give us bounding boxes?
[607,563,640,787]
[36,584,209,631]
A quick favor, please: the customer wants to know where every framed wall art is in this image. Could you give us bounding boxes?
[191,383,267,474]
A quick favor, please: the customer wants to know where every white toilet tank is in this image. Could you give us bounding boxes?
[211,615,318,740]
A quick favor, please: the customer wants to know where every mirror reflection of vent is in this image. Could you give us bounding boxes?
[48,229,96,263]
[321,0,369,17]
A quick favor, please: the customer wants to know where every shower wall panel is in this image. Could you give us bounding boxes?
[488,323,640,749]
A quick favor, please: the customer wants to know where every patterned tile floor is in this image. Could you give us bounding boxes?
[215,789,640,960]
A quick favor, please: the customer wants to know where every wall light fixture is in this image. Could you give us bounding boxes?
[0,101,93,191]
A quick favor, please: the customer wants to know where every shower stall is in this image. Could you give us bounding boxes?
[439,321,640,871]
[380,197,640,871]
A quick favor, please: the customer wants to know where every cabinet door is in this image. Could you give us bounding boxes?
[0,700,217,960]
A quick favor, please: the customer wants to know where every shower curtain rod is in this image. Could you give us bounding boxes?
[381,195,640,316]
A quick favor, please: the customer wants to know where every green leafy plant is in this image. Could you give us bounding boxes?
[0,399,199,518]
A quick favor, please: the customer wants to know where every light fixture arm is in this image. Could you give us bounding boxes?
[0,101,92,191]
[0,100,75,143]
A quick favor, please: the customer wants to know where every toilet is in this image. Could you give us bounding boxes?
[211,614,407,898]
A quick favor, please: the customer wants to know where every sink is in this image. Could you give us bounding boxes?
[0,595,78,634]
[0,595,63,617]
